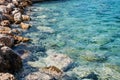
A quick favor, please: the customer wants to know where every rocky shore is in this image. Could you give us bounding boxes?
[0,0,74,79]
[1,0,120,80]
[0,0,34,79]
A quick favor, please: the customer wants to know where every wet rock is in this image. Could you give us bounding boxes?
[41,66,63,79]
[94,65,120,80]
[81,72,99,80]
[0,72,16,80]
[0,46,22,73]
[13,35,31,43]
[17,49,30,59]
[37,26,54,33]
[1,20,10,27]
[44,49,73,71]
[25,70,54,80]
[19,0,32,8]
[20,22,31,30]
[80,51,107,62]
[71,66,93,78]
[0,34,14,47]
[22,15,30,21]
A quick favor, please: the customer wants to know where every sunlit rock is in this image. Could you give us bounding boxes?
[45,49,73,71]
[0,72,16,80]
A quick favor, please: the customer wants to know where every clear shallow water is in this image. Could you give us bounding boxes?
[23,0,120,79]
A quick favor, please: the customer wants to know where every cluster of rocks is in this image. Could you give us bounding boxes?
[26,49,75,80]
[0,0,35,79]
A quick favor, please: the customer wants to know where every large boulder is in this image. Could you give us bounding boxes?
[0,46,22,73]
[0,72,16,80]
[44,49,73,71]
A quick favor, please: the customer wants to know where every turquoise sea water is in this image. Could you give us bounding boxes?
[19,0,120,79]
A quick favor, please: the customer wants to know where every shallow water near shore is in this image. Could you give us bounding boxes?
[19,0,120,79]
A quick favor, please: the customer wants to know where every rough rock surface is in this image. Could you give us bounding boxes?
[0,72,16,80]
[44,49,73,71]
[0,46,22,73]
[25,70,54,80]
[0,34,14,47]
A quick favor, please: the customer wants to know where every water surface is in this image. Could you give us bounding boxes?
[23,0,120,79]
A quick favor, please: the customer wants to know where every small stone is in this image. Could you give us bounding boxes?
[1,20,10,27]
[22,15,30,21]
[20,22,31,30]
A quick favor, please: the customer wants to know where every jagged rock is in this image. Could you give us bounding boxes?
[0,46,22,73]
[0,34,14,47]
[20,22,31,29]
[7,3,15,9]
[0,5,11,14]
[22,15,30,21]
[3,14,14,23]
[14,12,22,24]
[1,20,10,27]
[12,8,22,23]
[13,35,31,43]
[0,72,16,80]
[44,50,73,71]
[0,13,8,21]
[19,0,32,8]
[41,66,63,79]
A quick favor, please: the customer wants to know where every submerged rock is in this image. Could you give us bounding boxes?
[25,70,54,80]
[80,51,107,62]
[45,50,73,71]
[0,46,22,73]
[37,26,54,33]
[0,72,16,80]
[41,66,63,79]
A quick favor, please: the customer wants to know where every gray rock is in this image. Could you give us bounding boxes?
[44,49,73,71]
[25,70,54,80]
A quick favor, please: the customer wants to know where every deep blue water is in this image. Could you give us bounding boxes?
[22,0,120,79]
